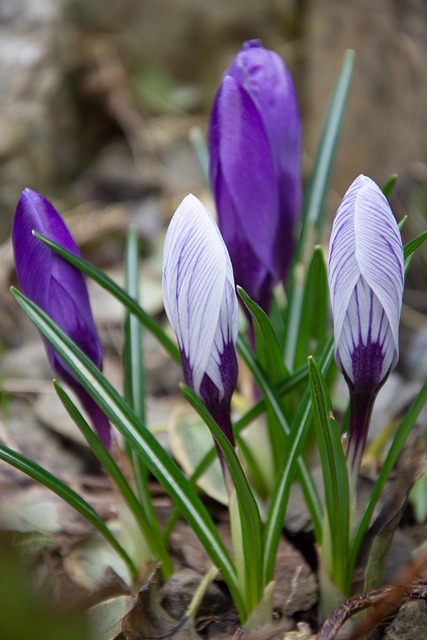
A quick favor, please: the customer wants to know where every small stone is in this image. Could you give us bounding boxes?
[383,600,427,640]
[273,538,317,616]
[161,568,228,620]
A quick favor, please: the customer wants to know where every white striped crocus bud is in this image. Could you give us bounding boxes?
[162,194,239,448]
[328,175,404,473]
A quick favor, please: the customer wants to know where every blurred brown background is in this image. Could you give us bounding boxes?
[1,0,427,237]
[3,0,427,366]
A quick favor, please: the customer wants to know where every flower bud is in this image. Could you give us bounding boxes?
[209,39,301,311]
[12,189,111,448]
[328,175,404,470]
[162,194,238,445]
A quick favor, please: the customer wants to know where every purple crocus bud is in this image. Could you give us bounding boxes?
[12,189,111,448]
[162,194,238,447]
[209,39,302,313]
[328,175,404,473]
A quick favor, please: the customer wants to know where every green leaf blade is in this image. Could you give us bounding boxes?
[349,380,427,586]
[54,382,173,576]
[237,286,288,382]
[261,341,334,583]
[403,230,427,260]
[181,383,264,612]
[33,232,180,363]
[293,246,329,369]
[0,443,137,577]
[11,287,245,621]
[308,356,350,591]
[284,49,355,369]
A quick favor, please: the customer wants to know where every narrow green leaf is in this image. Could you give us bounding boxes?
[238,336,335,548]
[123,228,166,552]
[298,50,356,255]
[237,286,288,473]
[11,288,245,621]
[124,227,145,424]
[382,174,398,199]
[0,443,137,577]
[404,253,414,277]
[54,382,173,576]
[410,473,427,524]
[293,247,328,369]
[181,383,264,611]
[262,340,334,583]
[284,50,355,368]
[308,356,350,591]
[163,446,217,543]
[33,232,180,363]
[164,364,310,542]
[403,230,427,260]
[348,380,427,589]
[237,286,288,381]
[189,125,210,185]
[398,215,408,231]
[236,435,270,500]
[269,288,287,349]
[235,364,309,436]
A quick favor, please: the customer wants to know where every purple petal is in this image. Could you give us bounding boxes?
[209,167,275,310]
[227,40,302,226]
[54,358,111,449]
[12,189,110,446]
[209,75,280,274]
[162,194,238,404]
[209,41,302,307]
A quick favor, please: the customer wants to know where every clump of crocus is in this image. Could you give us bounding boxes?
[162,194,238,450]
[12,189,111,448]
[209,39,301,313]
[328,175,404,475]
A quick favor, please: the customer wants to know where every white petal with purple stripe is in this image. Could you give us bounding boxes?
[328,175,404,387]
[162,194,238,399]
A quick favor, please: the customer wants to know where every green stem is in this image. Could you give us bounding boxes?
[237,335,324,539]
[124,228,173,575]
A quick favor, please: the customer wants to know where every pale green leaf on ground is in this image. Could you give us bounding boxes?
[87,595,133,640]
[168,411,228,505]
[63,530,133,591]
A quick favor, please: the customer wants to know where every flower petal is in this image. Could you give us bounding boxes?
[227,40,301,194]
[12,188,110,446]
[209,41,302,308]
[162,194,238,398]
[209,75,280,272]
[354,177,404,351]
[336,276,396,388]
[205,264,238,398]
[328,175,404,387]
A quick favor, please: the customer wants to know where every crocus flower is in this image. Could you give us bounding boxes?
[162,194,238,448]
[328,175,404,473]
[12,189,111,448]
[209,39,302,313]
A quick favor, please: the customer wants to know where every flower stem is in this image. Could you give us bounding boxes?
[346,389,377,491]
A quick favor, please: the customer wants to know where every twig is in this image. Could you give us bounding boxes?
[317,580,427,640]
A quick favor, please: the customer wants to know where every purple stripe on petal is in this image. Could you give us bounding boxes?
[162,194,239,446]
[328,175,404,473]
